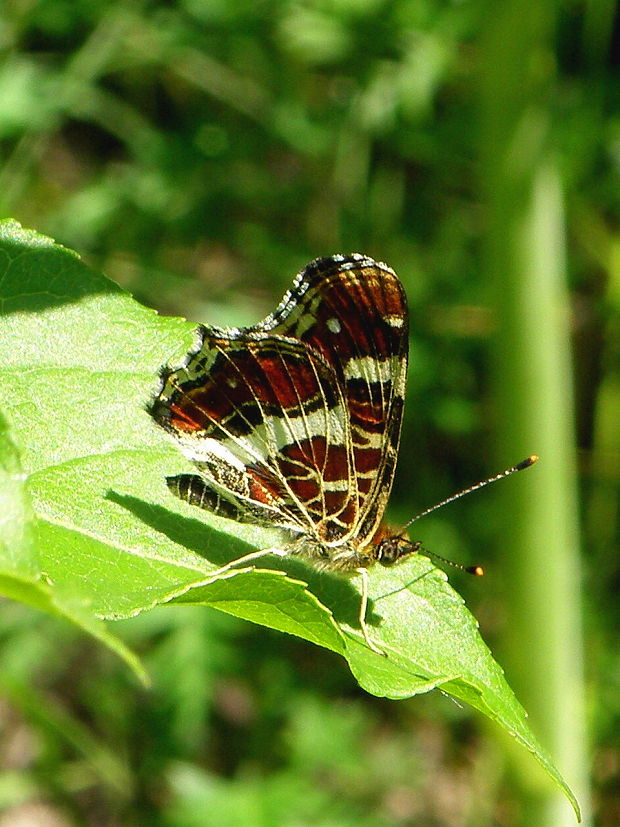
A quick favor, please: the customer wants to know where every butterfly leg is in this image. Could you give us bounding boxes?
[204,546,288,580]
[356,567,386,656]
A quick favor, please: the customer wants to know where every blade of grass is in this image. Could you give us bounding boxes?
[479,3,590,823]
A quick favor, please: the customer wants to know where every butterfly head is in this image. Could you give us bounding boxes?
[375,535,423,566]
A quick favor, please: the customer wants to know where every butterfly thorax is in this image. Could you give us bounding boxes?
[286,533,378,572]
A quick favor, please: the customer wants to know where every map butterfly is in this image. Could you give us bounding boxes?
[148,253,536,653]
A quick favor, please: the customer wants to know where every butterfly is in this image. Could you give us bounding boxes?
[148,253,535,653]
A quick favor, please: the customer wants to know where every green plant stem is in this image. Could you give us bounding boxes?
[479,2,590,824]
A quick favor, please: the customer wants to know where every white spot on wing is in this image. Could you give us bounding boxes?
[177,435,247,471]
[343,355,401,384]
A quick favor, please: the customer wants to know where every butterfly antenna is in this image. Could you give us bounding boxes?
[421,549,485,577]
[397,455,539,576]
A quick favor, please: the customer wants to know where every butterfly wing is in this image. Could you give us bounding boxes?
[150,325,356,535]
[259,254,409,546]
[149,254,408,548]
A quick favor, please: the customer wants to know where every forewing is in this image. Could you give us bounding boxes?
[149,328,356,536]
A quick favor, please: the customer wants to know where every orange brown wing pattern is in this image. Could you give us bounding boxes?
[148,254,408,550]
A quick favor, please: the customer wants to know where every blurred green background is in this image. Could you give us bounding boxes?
[1,0,618,824]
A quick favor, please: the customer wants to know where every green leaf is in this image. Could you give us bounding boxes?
[0,408,39,578]
[0,220,579,820]
[0,398,147,685]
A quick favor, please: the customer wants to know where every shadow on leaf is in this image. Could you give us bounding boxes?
[0,227,126,316]
[107,489,382,638]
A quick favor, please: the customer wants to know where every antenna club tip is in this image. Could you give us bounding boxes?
[516,455,538,471]
[466,565,484,576]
